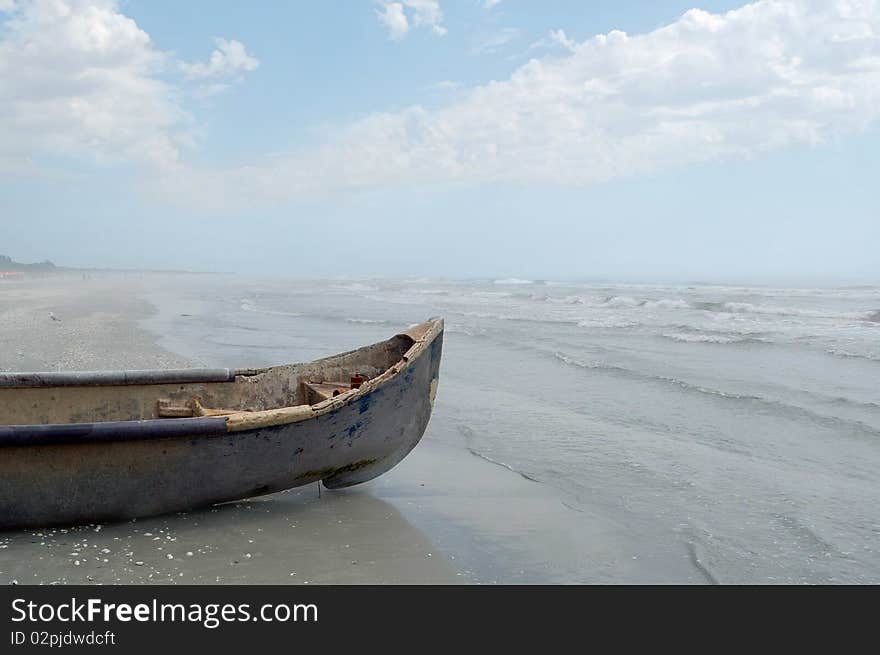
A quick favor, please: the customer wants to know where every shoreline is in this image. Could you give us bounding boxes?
[133,276,708,584]
[0,275,463,584]
[0,274,631,584]
[0,273,713,584]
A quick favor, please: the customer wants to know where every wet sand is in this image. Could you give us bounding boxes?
[0,274,706,584]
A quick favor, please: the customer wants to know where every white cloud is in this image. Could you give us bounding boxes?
[5,0,880,210]
[180,38,259,80]
[0,0,256,173]
[375,0,446,39]
[547,29,576,53]
[376,2,409,39]
[484,0,502,8]
[161,0,880,207]
[469,27,520,55]
[427,79,462,91]
[525,29,577,56]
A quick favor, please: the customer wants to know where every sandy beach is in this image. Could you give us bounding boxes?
[0,273,663,585]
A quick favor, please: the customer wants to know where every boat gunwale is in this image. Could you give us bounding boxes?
[0,368,237,389]
[0,317,443,446]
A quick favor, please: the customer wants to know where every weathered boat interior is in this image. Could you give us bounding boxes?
[0,326,429,427]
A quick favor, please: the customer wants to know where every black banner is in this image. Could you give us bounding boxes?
[0,585,871,652]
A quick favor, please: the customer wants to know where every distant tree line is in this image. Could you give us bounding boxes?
[0,254,57,271]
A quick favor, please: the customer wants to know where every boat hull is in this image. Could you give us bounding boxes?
[0,328,442,530]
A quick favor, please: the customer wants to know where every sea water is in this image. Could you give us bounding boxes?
[143,276,880,583]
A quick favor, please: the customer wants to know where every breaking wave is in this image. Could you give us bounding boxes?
[328,282,379,293]
[659,325,768,344]
[599,295,691,310]
[661,332,765,344]
[448,308,580,326]
[826,349,880,363]
[549,295,879,323]
[239,299,301,317]
[512,292,552,302]
[413,289,451,296]
[711,302,875,321]
[470,291,514,298]
[577,318,641,329]
[493,278,534,285]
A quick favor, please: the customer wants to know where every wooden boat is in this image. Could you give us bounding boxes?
[0,318,443,529]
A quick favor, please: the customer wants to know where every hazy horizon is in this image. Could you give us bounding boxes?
[4,261,878,289]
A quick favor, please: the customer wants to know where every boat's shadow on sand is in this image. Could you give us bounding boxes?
[0,487,458,584]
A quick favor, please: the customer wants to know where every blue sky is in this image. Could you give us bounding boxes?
[1,1,878,282]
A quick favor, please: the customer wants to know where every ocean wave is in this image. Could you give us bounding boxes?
[601,295,643,308]
[448,308,580,326]
[576,319,641,329]
[575,296,879,323]
[552,352,880,436]
[493,278,534,285]
[829,396,880,411]
[716,302,873,321]
[328,282,379,292]
[512,292,551,302]
[466,447,541,483]
[691,301,726,312]
[345,318,392,325]
[661,332,765,344]
[650,298,691,310]
[600,295,690,310]
[553,352,646,377]
[445,324,488,337]
[825,349,880,363]
[554,351,767,401]
[470,291,513,298]
[458,425,541,483]
[239,299,302,317]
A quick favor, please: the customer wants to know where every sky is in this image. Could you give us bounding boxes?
[0,0,878,283]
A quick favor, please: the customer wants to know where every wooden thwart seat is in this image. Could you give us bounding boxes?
[300,381,354,405]
[157,398,246,418]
